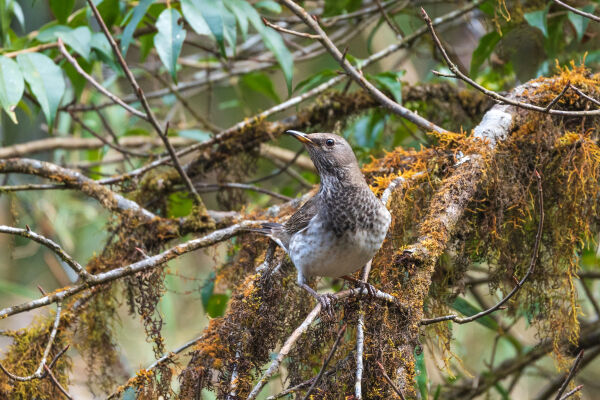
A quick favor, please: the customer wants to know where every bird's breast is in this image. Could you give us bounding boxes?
[289,210,390,279]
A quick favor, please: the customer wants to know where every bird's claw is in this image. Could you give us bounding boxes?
[318,293,336,318]
[357,281,376,298]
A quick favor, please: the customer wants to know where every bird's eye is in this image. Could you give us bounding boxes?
[325,139,335,147]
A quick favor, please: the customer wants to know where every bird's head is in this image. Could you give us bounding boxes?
[285,130,363,185]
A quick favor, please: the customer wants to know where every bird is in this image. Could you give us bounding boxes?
[255,130,392,312]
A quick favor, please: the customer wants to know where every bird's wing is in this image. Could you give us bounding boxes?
[285,195,319,236]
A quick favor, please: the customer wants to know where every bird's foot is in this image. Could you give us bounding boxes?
[357,281,377,298]
[316,293,336,318]
[340,275,377,298]
[300,283,336,318]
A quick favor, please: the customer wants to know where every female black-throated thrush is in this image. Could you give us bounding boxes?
[256,130,391,311]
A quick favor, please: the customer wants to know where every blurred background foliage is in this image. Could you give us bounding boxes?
[1,0,600,398]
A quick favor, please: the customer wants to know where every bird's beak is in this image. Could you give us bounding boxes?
[285,130,314,145]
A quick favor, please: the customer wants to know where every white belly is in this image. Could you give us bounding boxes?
[289,217,388,281]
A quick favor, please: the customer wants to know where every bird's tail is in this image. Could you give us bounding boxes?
[245,221,284,236]
[246,222,288,252]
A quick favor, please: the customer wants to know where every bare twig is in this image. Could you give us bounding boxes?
[570,85,600,107]
[544,81,571,112]
[246,286,398,400]
[302,324,347,400]
[69,112,150,158]
[280,0,448,133]
[374,0,404,36]
[559,385,583,400]
[0,226,92,281]
[57,38,147,119]
[377,361,407,400]
[0,158,157,222]
[0,221,272,320]
[0,302,63,381]
[553,0,600,22]
[85,0,202,205]
[194,182,293,202]
[262,17,321,39]
[43,365,73,400]
[421,170,544,326]
[87,3,483,186]
[421,7,600,116]
[555,350,585,399]
[355,305,365,399]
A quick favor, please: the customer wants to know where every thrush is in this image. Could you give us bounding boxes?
[256,130,391,311]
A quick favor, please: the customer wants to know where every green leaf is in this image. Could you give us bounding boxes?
[181,0,212,36]
[224,0,293,93]
[294,69,336,94]
[524,8,548,37]
[224,0,248,40]
[9,0,24,31]
[0,55,24,123]
[240,72,280,103]
[205,294,229,317]
[139,33,156,61]
[178,129,211,142]
[95,0,120,28]
[414,346,428,400]
[50,0,74,23]
[56,26,93,61]
[568,5,596,43]
[154,8,186,82]
[36,24,72,43]
[470,31,501,76]
[451,297,499,331]
[183,0,226,55]
[17,52,65,129]
[255,0,281,14]
[370,71,404,103]
[121,0,154,55]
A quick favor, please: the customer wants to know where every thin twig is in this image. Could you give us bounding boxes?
[421,170,544,326]
[0,221,275,320]
[69,112,150,158]
[570,85,600,107]
[246,286,398,400]
[555,350,585,399]
[544,81,571,112]
[43,365,73,400]
[374,0,404,36]
[262,17,321,39]
[421,7,600,116]
[0,226,92,281]
[377,361,407,400]
[302,324,347,400]
[355,305,365,399]
[559,385,583,400]
[0,302,63,381]
[194,182,293,202]
[57,38,147,119]
[90,2,483,186]
[85,0,203,205]
[553,0,600,22]
[281,0,448,133]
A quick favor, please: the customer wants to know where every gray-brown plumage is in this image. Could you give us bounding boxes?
[258,130,391,309]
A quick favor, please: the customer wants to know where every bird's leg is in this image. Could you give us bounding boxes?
[299,283,335,317]
[297,272,335,317]
[340,275,376,298]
